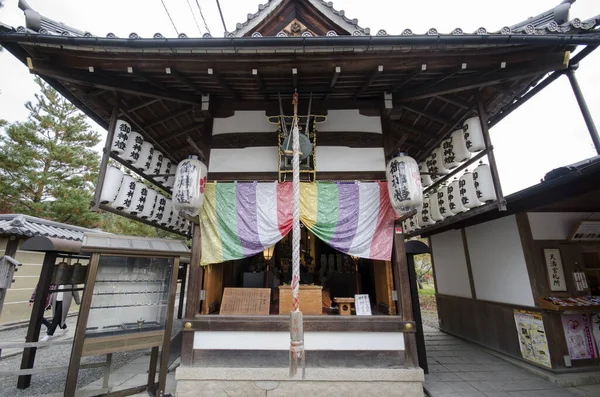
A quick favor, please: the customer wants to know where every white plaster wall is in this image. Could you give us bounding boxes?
[194,331,404,351]
[527,212,600,240]
[212,111,274,135]
[319,110,382,133]
[209,147,278,173]
[430,230,472,298]
[316,147,385,171]
[465,215,535,306]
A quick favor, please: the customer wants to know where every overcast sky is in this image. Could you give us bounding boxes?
[1,0,599,195]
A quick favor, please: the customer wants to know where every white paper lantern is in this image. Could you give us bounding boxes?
[149,150,164,176]
[447,178,467,215]
[121,131,143,164]
[436,186,453,219]
[429,189,444,222]
[173,155,208,217]
[427,147,450,181]
[419,195,435,226]
[110,175,136,211]
[179,219,191,234]
[419,161,432,188]
[459,171,482,209]
[160,200,174,226]
[474,162,496,202]
[158,158,173,186]
[463,117,486,153]
[403,220,412,235]
[139,188,158,219]
[386,153,423,217]
[134,141,154,173]
[128,182,149,215]
[151,194,168,223]
[442,129,471,169]
[99,166,124,205]
[165,162,177,189]
[170,213,182,230]
[110,119,131,155]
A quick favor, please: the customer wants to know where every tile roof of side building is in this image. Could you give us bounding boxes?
[11,0,600,39]
[0,214,106,241]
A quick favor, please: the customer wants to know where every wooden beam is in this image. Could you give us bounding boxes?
[292,68,298,89]
[120,98,161,115]
[355,65,383,98]
[324,66,341,100]
[27,58,200,105]
[170,69,205,96]
[252,69,267,100]
[208,68,238,99]
[395,56,566,103]
[390,69,420,92]
[210,131,383,149]
[390,121,436,138]
[143,107,194,129]
[402,105,454,127]
[434,95,471,110]
[159,123,202,142]
[207,171,386,181]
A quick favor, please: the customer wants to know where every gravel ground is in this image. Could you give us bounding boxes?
[0,315,182,397]
[420,309,440,330]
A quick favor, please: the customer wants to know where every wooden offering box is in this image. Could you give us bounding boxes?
[279,285,323,315]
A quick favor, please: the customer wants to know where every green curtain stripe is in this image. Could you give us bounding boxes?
[215,182,243,261]
[315,182,338,243]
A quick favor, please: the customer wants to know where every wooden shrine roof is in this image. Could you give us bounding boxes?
[0,1,599,167]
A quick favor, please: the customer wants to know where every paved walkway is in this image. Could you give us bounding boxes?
[423,325,600,397]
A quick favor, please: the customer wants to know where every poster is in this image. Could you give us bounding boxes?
[355,294,372,315]
[543,249,567,292]
[561,313,598,360]
[513,310,552,368]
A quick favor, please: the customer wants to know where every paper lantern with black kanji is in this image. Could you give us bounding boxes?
[409,214,420,231]
[110,119,131,155]
[436,185,453,219]
[134,141,154,173]
[128,182,149,215]
[386,153,423,217]
[419,161,432,188]
[158,158,173,186]
[149,150,164,176]
[427,147,449,181]
[463,117,486,153]
[173,155,208,217]
[139,188,158,219]
[418,195,436,226]
[151,194,168,223]
[474,162,496,202]
[110,175,136,211]
[459,171,482,209]
[447,178,467,215]
[429,189,444,222]
[442,129,471,169]
[160,199,174,226]
[121,131,143,164]
[403,219,412,235]
[99,166,124,205]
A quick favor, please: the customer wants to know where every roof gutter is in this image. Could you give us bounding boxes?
[1,31,600,49]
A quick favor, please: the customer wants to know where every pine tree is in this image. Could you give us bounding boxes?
[0,77,103,228]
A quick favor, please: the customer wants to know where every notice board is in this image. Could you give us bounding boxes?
[219,288,270,315]
[513,310,552,368]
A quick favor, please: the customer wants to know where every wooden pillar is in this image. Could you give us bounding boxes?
[178,263,188,319]
[406,254,427,373]
[3,235,20,257]
[17,251,56,389]
[91,95,121,211]
[182,224,203,366]
[391,223,418,368]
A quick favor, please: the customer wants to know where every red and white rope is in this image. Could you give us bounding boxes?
[291,97,301,312]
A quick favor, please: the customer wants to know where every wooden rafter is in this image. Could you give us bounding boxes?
[252,69,267,100]
[170,70,204,96]
[355,65,383,99]
[143,107,194,130]
[434,95,471,110]
[208,68,238,99]
[402,105,454,127]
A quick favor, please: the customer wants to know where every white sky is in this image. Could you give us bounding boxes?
[0,0,599,195]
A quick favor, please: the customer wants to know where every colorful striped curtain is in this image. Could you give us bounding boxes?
[199,181,396,265]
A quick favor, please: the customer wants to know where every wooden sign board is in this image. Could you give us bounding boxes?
[219,288,270,315]
[570,220,600,241]
[355,294,372,316]
[543,248,567,292]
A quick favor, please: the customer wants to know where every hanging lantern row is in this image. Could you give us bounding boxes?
[403,161,496,235]
[422,116,486,187]
[110,119,177,189]
[98,166,191,235]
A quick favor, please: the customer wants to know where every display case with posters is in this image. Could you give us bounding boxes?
[65,233,189,397]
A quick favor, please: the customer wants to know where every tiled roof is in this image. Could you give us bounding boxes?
[13,0,597,39]
[0,214,103,241]
[229,0,370,37]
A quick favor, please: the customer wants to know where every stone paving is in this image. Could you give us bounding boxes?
[423,326,600,397]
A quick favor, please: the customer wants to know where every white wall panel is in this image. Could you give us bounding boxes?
[466,215,534,306]
[430,230,472,298]
[316,147,385,171]
[209,147,278,173]
[319,110,382,133]
[194,331,404,351]
[213,111,274,135]
[527,212,600,240]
